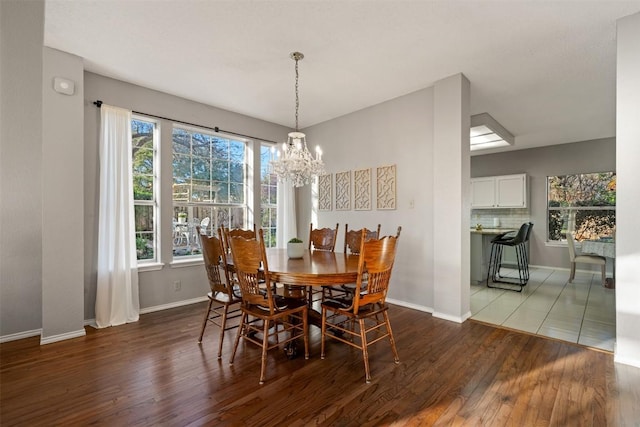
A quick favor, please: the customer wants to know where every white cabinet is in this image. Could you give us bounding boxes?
[470,177,496,208]
[471,173,527,208]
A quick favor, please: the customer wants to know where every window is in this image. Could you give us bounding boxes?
[547,172,616,242]
[260,144,278,248]
[172,126,247,257]
[132,117,158,262]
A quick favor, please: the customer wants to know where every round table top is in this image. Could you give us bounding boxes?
[264,248,360,286]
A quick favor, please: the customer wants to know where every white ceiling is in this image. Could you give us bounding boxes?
[44,1,640,154]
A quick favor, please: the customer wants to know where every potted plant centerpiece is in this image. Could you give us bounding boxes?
[287,237,305,259]
[177,212,187,223]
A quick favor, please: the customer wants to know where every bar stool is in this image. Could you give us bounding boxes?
[487,223,530,292]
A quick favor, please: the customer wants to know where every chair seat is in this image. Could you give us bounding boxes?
[210,290,242,304]
[575,254,606,265]
[243,298,307,318]
[322,297,385,317]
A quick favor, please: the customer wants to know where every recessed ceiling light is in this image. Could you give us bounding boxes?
[470,113,514,151]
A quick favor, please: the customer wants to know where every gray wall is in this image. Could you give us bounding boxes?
[471,137,616,269]
[300,87,436,311]
[1,0,45,338]
[299,74,473,321]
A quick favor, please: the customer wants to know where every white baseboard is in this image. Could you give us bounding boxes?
[529,264,613,275]
[432,311,471,324]
[387,299,471,324]
[40,328,86,345]
[614,354,640,369]
[139,296,208,315]
[386,298,433,314]
[0,328,42,343]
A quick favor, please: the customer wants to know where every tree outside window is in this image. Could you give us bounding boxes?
[547,172,616,242]
[172,126,247,257]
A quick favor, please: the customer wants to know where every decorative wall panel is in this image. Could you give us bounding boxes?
[318,174,332,211]
[354,168,372,210]
[335,171,351,211]
[376,164,396,210]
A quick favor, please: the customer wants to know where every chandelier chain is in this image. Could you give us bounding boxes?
[294,56,299,132]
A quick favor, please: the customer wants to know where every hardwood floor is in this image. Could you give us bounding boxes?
[2,302,639,426]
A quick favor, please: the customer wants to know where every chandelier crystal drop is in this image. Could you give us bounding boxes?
[270,52,325,187]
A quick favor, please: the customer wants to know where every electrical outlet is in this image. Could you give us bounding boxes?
[174,280,181,291]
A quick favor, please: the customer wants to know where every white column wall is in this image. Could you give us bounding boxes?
[0,0,45,339]
[432,74,471,322]
[41,47,86,343]
[615,12,640,368]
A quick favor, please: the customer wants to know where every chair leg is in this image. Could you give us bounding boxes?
[320,307,327,359]
[198,298,214,343]
[217,303,230,359]
[259,318,270,385]
[359,318,371,383]
[229,312,246,365]
[601,264,606,286]
[383,310,400,364]
[569,263,576,282]
[487,243,497,285]
[303,308,309,360]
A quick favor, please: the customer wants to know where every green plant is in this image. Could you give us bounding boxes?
[288,237,303,243]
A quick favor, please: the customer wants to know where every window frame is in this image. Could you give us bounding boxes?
[546,171,616,243]
[260,143,278,248]
[131,115,160,267]
[171,124,249,259]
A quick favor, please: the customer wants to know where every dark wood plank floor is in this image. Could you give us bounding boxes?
[2,302,639,426]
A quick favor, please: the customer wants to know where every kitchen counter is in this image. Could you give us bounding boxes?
[470,228,516,235]
[470,228,519,284]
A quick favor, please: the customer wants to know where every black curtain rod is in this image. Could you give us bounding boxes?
[93,100,279,144]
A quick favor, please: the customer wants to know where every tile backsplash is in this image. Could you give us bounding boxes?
[471,208,530,229]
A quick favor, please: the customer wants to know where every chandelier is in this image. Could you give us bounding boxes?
[270,52,325,187]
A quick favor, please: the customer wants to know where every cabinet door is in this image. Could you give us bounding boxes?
[496,174,526,208]
[471,177,496,208]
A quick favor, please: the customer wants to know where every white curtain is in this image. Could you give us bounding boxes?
[276,181,297,247]
[95,105,140,328]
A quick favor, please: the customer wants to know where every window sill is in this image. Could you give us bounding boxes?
[137,262,165,272]
[170,257,204,268]
[545,241,566,248]
[545,241,585,249]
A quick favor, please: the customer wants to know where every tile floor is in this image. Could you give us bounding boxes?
[471,266,616,352]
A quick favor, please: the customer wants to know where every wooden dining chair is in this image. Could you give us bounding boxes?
[229,229,309,385]
[344,224,381,254]
[196,226,242,359]
[308,223,339,251]
[222,224,257,253]
[339,224,382,297]
[307,223,339,305]
[321,227,402,383]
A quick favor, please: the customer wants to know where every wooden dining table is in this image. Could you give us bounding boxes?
[264,248,360,287]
